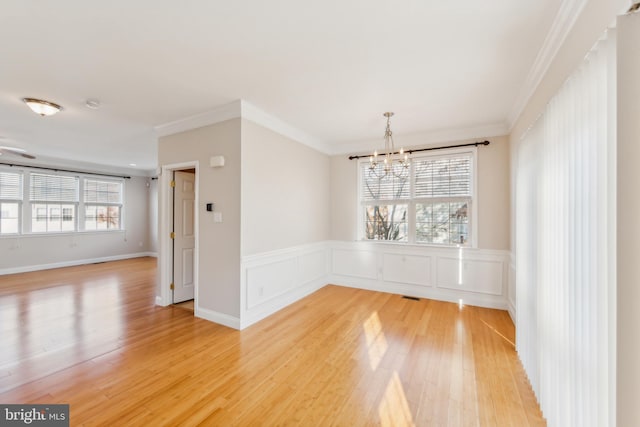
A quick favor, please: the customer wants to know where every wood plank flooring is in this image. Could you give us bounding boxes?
[0,257,545,426]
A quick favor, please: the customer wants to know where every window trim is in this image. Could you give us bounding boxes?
[357,146,478,247]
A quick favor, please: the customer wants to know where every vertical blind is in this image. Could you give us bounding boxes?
[515,31,615,426]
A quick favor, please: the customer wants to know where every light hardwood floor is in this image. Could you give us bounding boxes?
[0,257,544,426]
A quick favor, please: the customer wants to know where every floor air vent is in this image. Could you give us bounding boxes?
[402,296,420,301]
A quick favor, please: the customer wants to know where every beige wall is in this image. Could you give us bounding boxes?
[617,11,640,426]
[330,155,358,241]
[240,119,331,256]
[330,136,511,250]
[477,135,510,250]
[158,119,241,317]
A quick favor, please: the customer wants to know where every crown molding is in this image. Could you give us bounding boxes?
[326,122,508,156]
[154,100,242,137]
[507,0,589,130]
[239,101,333,154]
[154,99,333,154]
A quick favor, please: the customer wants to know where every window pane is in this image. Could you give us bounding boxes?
[0,172,23,199]
[31,203,76,233]
[85,205,121,230]
[414,155,471,198]
[0,202,19,234]
[416,201,469,245]
[364,204,408,241]
[361,163,410,201]
[84,179,122,204]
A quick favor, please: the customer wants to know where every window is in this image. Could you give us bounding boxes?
[84,179,122,230]
[0,171,23,234]
[359,150,475,246]
[30,173,78,232]
[0,168,126,235]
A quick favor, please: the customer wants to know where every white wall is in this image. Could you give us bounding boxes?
[330,135,511,250]
[0,175,155,274]
[158,118,242,320]
[240,119,330,256]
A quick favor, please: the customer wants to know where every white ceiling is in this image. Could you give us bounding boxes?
[0,0,565,172]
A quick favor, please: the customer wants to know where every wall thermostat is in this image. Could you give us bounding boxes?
[206,203,214,212]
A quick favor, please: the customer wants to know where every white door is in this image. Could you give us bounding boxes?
[173,171,195,303]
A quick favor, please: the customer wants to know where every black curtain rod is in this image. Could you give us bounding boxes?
[348,140,490,160]
[0,162,131,179]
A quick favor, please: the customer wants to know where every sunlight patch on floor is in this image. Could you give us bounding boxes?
[363,311,388,371]
[378,371,415,427]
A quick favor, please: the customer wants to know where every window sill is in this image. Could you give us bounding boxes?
[357,239,475,250]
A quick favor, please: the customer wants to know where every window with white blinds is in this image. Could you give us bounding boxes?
[0,171,23,234]
[84,179,123,230]
[359,150,475,246]
[0,169,127,234]
[30,173,79,233]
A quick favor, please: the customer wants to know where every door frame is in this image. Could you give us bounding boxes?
[157,161,199,311]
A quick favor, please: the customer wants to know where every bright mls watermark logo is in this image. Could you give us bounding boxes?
[1,404,69,426]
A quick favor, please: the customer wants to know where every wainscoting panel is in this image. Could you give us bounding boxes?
[239,241,510,329]
[332,249,378,280]
[240,242,330,329]
[246,258,296,310]
[436,257,503,295]
[329,241,509,310]
[508,254,516,321]
[298,250,327,285]
[382,253,432,286]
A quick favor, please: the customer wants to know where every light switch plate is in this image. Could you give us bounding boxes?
[213,212,222,223]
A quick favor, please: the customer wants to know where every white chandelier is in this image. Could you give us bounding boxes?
[368,112,409,178]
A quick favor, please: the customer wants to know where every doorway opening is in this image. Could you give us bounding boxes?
[157,161,199,313]
[171,169,196,309]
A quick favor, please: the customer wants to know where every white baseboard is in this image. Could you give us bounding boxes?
[331,275,508,311]
[508,298,516,323]
[196,306,241,330]
[0,252,156,275]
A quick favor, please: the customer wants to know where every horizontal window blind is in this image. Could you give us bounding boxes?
[361,163,410,201]
[359,150,475,245]
[30,173,78,202]
[0,171,23,200]
[84,179,123,204]
[414,155,471,198]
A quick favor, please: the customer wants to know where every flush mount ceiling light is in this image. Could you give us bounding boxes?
[22,97,62,116]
